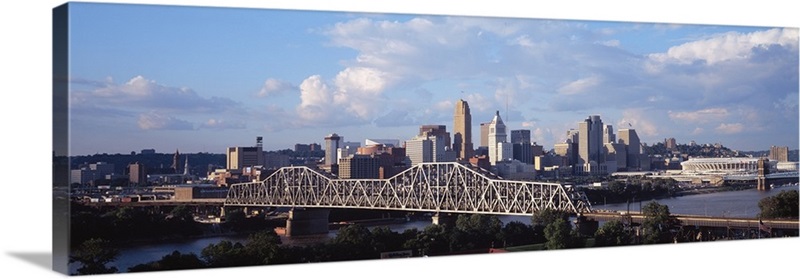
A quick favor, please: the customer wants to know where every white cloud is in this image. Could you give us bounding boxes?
[617,109,659,137]
[668,108,729,123]
[648,28,798,65]
[137,112,194,131]
[596,40,620,47]
[297,75,335,123]
[258,78,296,97]
[70,75,239,112]
[691,127,704,135]
[201,119,246,130]
[715,123,744,134]
[558,76,601,95]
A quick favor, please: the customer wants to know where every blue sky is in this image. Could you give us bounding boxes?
[66,2,799,155]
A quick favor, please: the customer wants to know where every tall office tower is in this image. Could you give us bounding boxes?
[227,137,266,170]
[324,133,342,166]
[578,115,604,165]
[769,145,789,162]
[480,122,491,148]
[510,129,531,144]
[511,129,532,164]
[453,99,474,160]
[603,142,627,172]
[488,111,508,165]
[128,162,147,186]
[419,125,451,149]
[567,129,579,145]
[665,137,677,150]
[603,124,615,144]
[618,129,641,170]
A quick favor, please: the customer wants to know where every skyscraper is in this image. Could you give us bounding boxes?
[769,145,789,162]
[510,129,531,144]
[419,125,451,149]
[511,129,532,164]
[453,99,474,160]
[619,129,641,170]
[128,162,147,186]
[488,111,508,165]
[578,115,604,166]
[480,122,490,148]
[324,133,342,166]
[603,124,615,144]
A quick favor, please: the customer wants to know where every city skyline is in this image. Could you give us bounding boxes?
[65,3,799,156]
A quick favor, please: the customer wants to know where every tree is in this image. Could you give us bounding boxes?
[531,209,571,243]
[331,224,375,260]
[500,221,535,247]
[544,218,573,250]
[641,201,679,244]
[201,240,249,267]
[245,230,282,265]
[451,214,503,250]
[594,220,630,247]
[69,238,119,275]
[370,226,406,253]
[127,251,205,272]
[758,190,799,219]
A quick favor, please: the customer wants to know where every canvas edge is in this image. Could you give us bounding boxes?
[53,2,71,275]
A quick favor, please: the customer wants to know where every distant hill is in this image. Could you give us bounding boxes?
[644,142,798,161]
[69,152,226,176]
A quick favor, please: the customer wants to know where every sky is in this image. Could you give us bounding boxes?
[65,2,799,155]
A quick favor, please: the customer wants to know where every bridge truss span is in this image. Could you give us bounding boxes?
[225,163,592,215]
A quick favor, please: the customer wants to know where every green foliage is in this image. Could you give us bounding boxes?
[405,224,450,256]
[594,220,630,247]
[370,226,405,253]
[69,238,119,275]
[758,190,799,219]
[201,240,249,267]
[641,201,679,244]
[451,214,503,250]
[531,209,570,244]
[543,218,573,250]
[331,224,376,260]
[127,251,205,272]
[500,221,536,247]
[532,209,570,226]
[245,230,282,265]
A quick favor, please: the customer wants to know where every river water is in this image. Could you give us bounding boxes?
[84,184,797,273]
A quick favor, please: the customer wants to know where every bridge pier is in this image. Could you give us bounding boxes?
[431,213,457,226]
[757,158,770,191]
[286,208,330,236]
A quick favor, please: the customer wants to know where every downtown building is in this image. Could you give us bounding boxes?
[487,111,512,165]
[405,124,456,166]
[227,137,265,171]
[453,99,474,160]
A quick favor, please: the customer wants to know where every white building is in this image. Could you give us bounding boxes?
[488,111,508,165]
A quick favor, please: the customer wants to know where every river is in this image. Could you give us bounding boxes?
[78,184,797,273]
[591,184,799,218]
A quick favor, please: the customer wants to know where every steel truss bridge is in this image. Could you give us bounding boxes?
[225,162,592,215]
